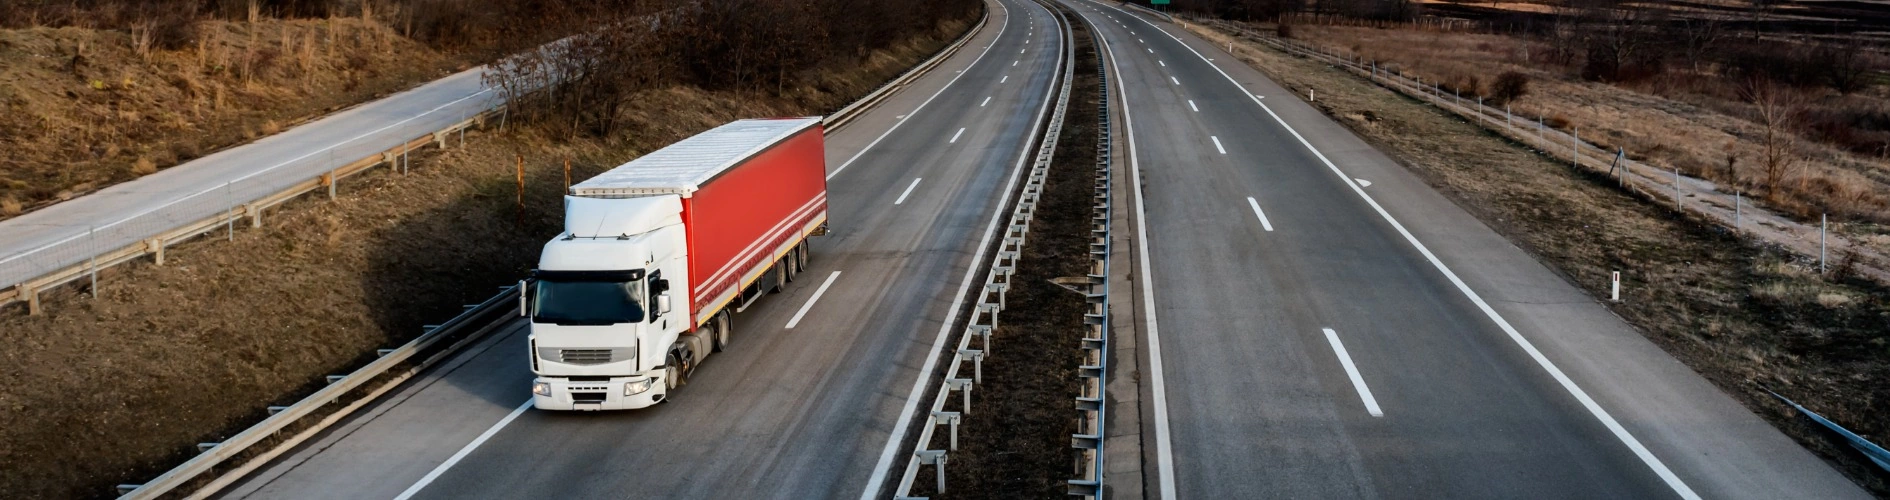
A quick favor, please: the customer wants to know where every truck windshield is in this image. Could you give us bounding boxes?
[532,279,646,325]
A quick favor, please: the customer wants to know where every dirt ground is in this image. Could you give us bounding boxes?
[0,17,482,218]
[1282,24,1890,250]
[912,11,1100,499]
[0,16,972,499]
[1190,20,1890,495]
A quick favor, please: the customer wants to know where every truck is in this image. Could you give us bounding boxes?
[520,117,828,410]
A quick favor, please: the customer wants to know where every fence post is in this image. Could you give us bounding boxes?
[1820,213,1828,274]
[1669,167,1681,211]
[226,181,235,241]
[1571,128,1579,167]
[1505,104,1511,127]
[1735,191,1742,233]
[89,226,98,297]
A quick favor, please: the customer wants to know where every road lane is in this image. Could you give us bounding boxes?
[219,0,1066,498]
[1070,1,1868,499]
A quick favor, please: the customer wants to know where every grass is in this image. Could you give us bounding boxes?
[1189,19,1890,496]
[1281,25,1890,242]
[0,14,974,499]
[0,16,470,218]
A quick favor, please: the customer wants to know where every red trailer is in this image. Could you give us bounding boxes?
[530,117,828,409]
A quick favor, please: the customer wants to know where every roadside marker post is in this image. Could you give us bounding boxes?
[1611,272,1621,302]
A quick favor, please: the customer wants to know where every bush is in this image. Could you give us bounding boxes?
[1277,22,1294,39]
[1491,70,1529,104]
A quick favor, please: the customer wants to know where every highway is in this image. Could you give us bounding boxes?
[0,62,494,291]
[1066,1,1869,499]
[216,0,1067,498]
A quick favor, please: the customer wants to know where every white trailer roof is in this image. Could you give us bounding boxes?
[570,117,820,198]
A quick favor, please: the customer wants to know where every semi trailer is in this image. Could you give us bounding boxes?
[521,117,828,410]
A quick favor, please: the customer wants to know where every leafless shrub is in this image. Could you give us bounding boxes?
[1740,80,1807,197]
[1490,70,1528,104]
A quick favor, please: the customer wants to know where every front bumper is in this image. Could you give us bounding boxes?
[531,375,666,411]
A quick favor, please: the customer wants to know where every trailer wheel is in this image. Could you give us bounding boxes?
[769,261,786,294]
[784,248,800,283]
[665,353,686,391]
[798,240,810,269]
[711,312,732,352]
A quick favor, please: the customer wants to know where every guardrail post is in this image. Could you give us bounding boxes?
[146,238,165,266]
[970,324,994,355]
[932,411,962,450]
[916,450,948,494]
[323,172,336,200]
[19,283,38,316]
[246,204,261,228]
[946,378,973,414]
[959,349,985,383]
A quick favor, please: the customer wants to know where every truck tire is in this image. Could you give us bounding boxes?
[798,240,810,269]
[785,248,801,283]
[769,261,787,294]
[711,313,732,352]
[665,353,686,391]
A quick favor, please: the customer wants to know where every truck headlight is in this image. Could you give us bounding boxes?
[624,378,654,396]
[532,381,552,397]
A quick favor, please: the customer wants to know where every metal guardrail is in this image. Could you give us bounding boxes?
[114,285,520,499]
[1190,16,1890,284]
[1068,23,1114,497]
[0,99,500,315]
[100,10,998,499]
[892,1,1076,497]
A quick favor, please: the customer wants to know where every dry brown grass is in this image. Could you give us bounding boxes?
[0,16,970,498]
[1287,25,1890,235]
[0,197,21,216]
[0,16,467,222]
[129,156,157,176]
[1196,22,1890,494]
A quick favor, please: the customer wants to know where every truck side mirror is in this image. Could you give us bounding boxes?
[518,279,529,317]
[657,293,673,315]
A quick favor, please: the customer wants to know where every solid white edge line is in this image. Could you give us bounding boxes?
[786,271,843,328]
[1246,196,1274,232]
[894,178,924,205]
[392,399,533,500]
[860,0,1064,497]
[1096,2,1703,498]
[981,96,993,107]
[1086,10,1180,500]
[826,1,1013,181]
[1322,328,1383,417]
[950,127,967,143]
[1211,135,1225,154]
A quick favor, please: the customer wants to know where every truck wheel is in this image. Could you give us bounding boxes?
[711,313,732,352]
[798,240,810,269]
[770,262,786,294]
[665,353,686,391]
[785,249,800,283]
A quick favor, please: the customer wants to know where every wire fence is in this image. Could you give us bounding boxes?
[0,85,502,312]
[1184,15,1890,282]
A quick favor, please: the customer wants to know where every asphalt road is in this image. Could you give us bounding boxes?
[0,63,494,290]
[217,0,1065,498]
[1067,1,1868,499]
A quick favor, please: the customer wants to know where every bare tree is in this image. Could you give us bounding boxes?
[1740,80,1806,196]
[1675,16,1723,73]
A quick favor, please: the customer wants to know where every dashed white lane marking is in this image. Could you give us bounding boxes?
[894,178,923,205]
[981,96,992,107]
[786,271,842,328]
[1211,136,1226,155]
[1323,328,1383,417]
[950,127,966,143]
[1246,197,1274,231]
[1188,100,1197,112]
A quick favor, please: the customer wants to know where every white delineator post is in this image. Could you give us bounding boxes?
[1611,271,1621,302]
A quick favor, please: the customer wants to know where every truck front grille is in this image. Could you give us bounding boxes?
[536,347,633,366]
[571,392,607,403]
